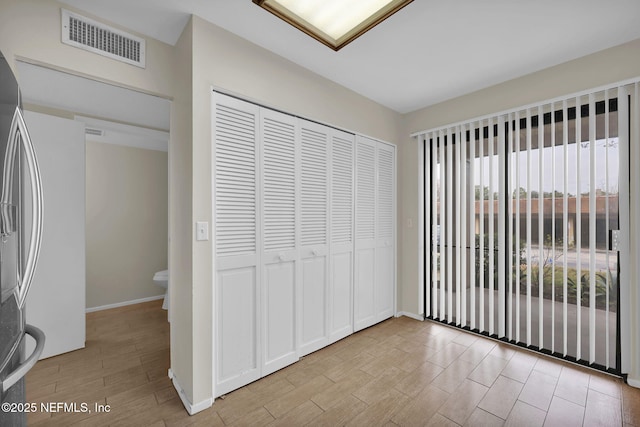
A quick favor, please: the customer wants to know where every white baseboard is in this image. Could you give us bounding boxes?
[628,377,640,389]
[396,311,424,321]
[85,294,165,313]
[168,369,213,415]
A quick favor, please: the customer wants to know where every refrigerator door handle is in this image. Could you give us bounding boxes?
[2,107,44,309]
[0,324,45,394]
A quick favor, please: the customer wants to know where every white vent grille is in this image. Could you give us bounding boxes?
[61,9,146,68]
[85,127,103,137]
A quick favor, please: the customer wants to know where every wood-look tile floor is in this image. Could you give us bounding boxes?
[26,300,640,426]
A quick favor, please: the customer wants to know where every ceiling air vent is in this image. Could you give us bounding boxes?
[61,9,146,68]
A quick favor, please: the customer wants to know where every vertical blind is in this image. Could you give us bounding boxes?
[418,83,637,372]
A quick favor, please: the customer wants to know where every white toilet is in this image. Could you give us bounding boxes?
[153,269,169,310]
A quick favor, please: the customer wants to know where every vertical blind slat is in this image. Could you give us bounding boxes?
[526,109,533,346]
[424,135,431,318]
[455,126,462,325]
[479,121,485,332]
[431,133,438,319]
[538,105,544,349]
[488,117,495,335]
[562,99,569,357]
[588,93,597,364]
[507,113,514,340]
[604,90,611,369]
[576,96,582,361]
[498,115,506,338]
[469,124,476,330]
[550,102,557,355]
[515,111,521,344]
[461,124,468,327]
[439,130,446,320]
[447,128,454,323]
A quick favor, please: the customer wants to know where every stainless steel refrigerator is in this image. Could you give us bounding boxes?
[0,51,45,426]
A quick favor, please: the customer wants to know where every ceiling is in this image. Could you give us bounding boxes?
[60,0,640,114]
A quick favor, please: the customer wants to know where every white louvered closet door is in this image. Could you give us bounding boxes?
[329,129,355,342]
[376,142,396,322]
[260,108,299,376]
[212,93,261,397]
[298,120,330,356]
[354,136,378,331]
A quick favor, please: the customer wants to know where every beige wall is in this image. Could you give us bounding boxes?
[168,15,403,406]
[85,141,168,308]
[397,38,640,386]
[398,38,640,318]
[168,17,194,405]
[0,0,173,98]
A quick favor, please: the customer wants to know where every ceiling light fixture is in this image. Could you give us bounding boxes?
[252,0,413,51]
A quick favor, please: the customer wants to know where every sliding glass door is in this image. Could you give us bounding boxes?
[424,88,625,372]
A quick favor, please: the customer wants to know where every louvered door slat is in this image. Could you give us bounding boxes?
[331,134,353,244]
[356,141,376,241]
[262,114,296,252]
[377,147,394,239]
[301,127,328,246]
[215,103,257,257]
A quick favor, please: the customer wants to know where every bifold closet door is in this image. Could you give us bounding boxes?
[354,137,377,330]
[329,130,355,342]
[260,108,299,376]
[213,92,395,396]
[376,142,396,322]
[354,136,396,331]
[298,120,330,356]
[213,94,261,397]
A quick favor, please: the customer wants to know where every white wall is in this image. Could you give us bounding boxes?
[24,111,85,359]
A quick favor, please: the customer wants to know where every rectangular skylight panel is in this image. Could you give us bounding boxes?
[254,0,413,50]
[276,0,396,40]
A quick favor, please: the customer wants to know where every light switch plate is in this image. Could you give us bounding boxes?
[196,221,209,241]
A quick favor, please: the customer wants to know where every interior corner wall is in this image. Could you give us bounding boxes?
[398,37,640,362]
[85,141,168,309]
[169,17,194,405]
[187,15,402,407]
